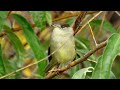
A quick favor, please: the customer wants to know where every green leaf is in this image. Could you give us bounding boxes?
[75,36,96,66]
[0,11,8,19]
[12,14,47,76]
[110,71,116,79]
[65,18,75,26]
[30,11,46,31]
[72,67,94,79]
[30,11,52,31]
[75,36,91,50]
[101,34,120,78]
[0,11,9,32]
[0,44,5,76]
[75,38,89,50]
[30,11,52,30]
[112,57,120,78]
[4,26,25,68]
[92,33,120,79]
[70,64,80,77]
[117,26,120,33]
[0,39,17,78]
[0,17,5,32]
[45,11,52,26]
[90,20,117,34]
[91,56,102,78]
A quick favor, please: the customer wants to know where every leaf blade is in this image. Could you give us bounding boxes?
[0,11,9,32]
[90,20,117,34]
[45,11,52,26]
[92,33,120,79]
[12,14,47,76]
[72,67,94,79]
[4,26,25,68]
[0,44,6,76]
[29,11,46,31]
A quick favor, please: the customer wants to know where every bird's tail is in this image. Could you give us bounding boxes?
[45,60,58,73]
[45,63,53,73]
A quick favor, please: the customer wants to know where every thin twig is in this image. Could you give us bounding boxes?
[0,11,97,38]
[115,11,120,17]
[0,35,74,79]
[99,12,106,33]
[88,23,98,47]
[7,11,12,18]
[86,59,97,63]
[53,13,79,21]
[73,11,87,32]
[0,13,78,37]
[75,11,103,36]
[0,11,103,79]
[53,11,97,22]
[45,41,107,79]
[98,12,106,37]
[0,24,36,37]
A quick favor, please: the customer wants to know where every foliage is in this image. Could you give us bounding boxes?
[29,11,52,31]
[0,11,120,79]
[92,34,120,79]
[0,11,9,32]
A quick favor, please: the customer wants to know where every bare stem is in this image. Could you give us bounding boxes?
[0,11,105,79]
[75,11,103,35]
[45,41,107,79]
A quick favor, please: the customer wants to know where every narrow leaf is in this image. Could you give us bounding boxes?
[0,11,8,18]
[90,20,117,34]
[75,38,89,50]
[0,17,5,32]
[92,33,120,79]
[0,44,5,76]
[72,67,94,79]
[29,11,46,31]
[110,71,116,79]
[45,11,52,26]
[92,56,102,78]
[1,38,16,78]
[65,18,75,26]
[101,34,120,78]
[4,26,25,68]
[0,11,9,32]
[12,14,47,76]
[70,64,80,77]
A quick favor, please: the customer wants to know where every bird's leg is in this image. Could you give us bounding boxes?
[67,57,76,69]
[48,64,60,74]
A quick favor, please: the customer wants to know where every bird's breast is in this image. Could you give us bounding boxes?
[50,34,76,64]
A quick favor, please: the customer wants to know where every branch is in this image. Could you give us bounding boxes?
[115,11,120,17]
[7,11,12,18]
[0,13,76,37]
[0,11,102,79]
[73,11,87,32]
[0,24,36,37]
[75,11,103,36]
[53,11,97,22]
[0,11,98,38]
[0,33,74,79]
[45,40,107,79]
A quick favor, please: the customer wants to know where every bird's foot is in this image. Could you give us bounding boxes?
[48,69,61,74]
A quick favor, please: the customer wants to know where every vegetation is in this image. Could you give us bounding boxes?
[0,11,120,79]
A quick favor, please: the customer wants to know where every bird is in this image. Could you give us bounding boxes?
[45,24,76,73]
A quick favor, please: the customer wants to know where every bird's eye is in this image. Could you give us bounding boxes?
[61,24,70,28]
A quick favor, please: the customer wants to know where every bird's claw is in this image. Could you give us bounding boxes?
[48,69,61,74]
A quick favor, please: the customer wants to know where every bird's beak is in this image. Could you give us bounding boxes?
[51,24,61,28]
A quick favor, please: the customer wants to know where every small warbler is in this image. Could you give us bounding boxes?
[45,24,76,73]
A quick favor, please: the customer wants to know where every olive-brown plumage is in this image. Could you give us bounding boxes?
[45,24,76,72]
